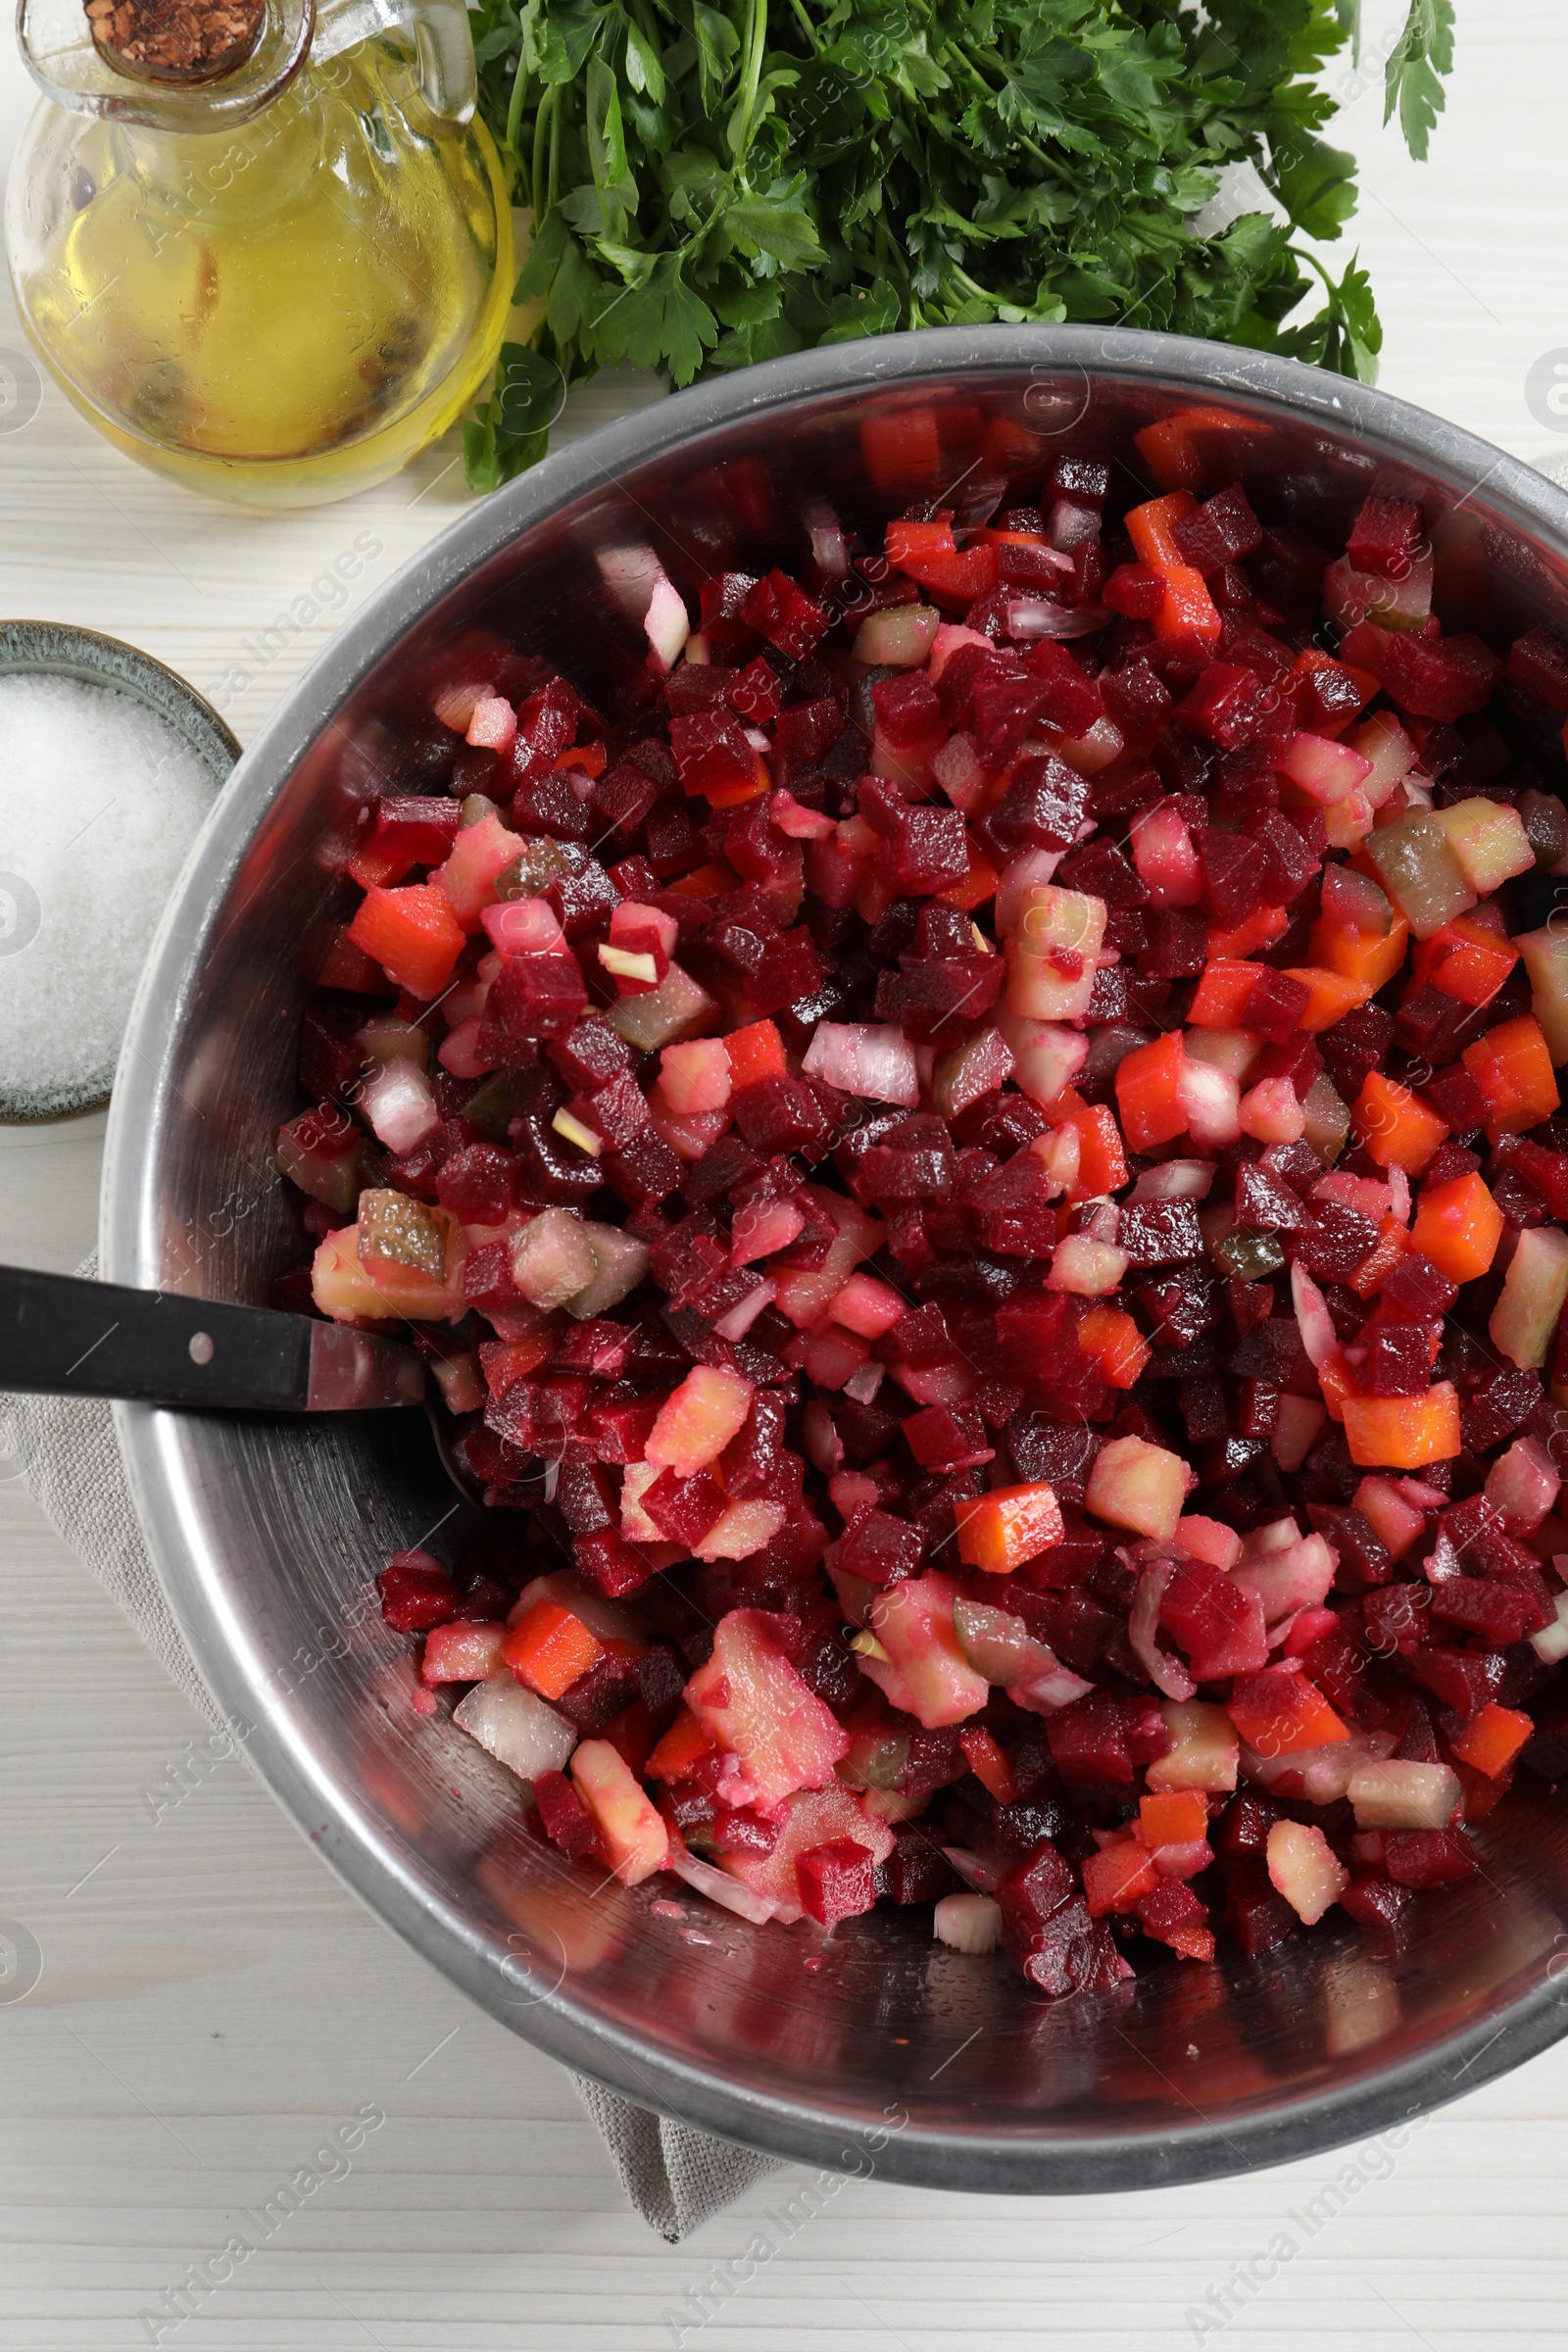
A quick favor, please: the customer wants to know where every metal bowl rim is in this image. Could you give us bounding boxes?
[102,323,1568,2191]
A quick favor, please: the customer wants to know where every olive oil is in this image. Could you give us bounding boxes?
[8,18,512,507]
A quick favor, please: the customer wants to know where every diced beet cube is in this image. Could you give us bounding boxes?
[547,1019,633,1098]
[1198,827,1265,927]
[875,805,969,894]
[1404,1644,1508,1719]
[479,954,589,1051]
[1237,967,1309,1045]
[1507,625,1568,711]
[1347,494,1423,580]
[435,1141,515,1225]
[1375,1250,1457,1324]
[1056,837,1147,907]
[729,1075,831,1157]
[572,1529,659,1597]
[642,1466,727,1545]
[871,667,945,751]
[376,1549,460,1632]
[839,1508,925,1588]
[589,758,662,843]
[1046,1690,1133,1786]
[1104,563,1167,619]
[982,754,1089,856]
[882,1821,961,1905]
[1235,1164,1312,1233]
[1119,1199,1202,1266]
[1174,662,1277,750]
[1458,1366,1541,1453]
[1362,1585,1430,1654]
[1384,1829,1479,1889]
[1172,483,1264,573]
[1136,1877,1208,1944]
[797,1837,878,1926]
[966,1149,1059,1256]
[535,1769,600,1860]
[1224,1858,1298,1954]
[554,1448,619,1537]
[1428,1578,1548,1646]
[902,1400,992,1473]
[742,568,831,660]
[1375,631,1503,723]
[1358,1321,1432,1398]
[1340,1874,1414,1945]
[967,663,1051,767]
[603,1127,684,1206]
[669,709,759,801]
[1292,1202,1379,1281]
[1133,907,1203,979]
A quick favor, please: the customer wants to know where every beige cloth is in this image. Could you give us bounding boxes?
[0,1259,779,2240]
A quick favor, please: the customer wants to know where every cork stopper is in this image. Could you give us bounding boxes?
[84,0,265,82]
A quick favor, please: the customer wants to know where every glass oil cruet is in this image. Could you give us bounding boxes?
[7,0,514,505]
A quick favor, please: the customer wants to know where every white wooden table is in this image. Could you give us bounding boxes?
[4,4,1568,2343]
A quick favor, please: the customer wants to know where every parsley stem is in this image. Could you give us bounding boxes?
[505,49,529,168]
[531,81,560,225]
[786,0,819,55]
[730,0,767,160]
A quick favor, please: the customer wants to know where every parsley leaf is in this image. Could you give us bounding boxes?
[462,0,1457,492]
[1385,0,1455,163]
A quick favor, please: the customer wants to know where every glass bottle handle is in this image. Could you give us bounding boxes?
[311,0,474,121]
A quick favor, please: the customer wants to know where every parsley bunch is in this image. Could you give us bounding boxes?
[464,0,1454,493]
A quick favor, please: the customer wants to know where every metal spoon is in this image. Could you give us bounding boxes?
[0,1264,489,1506]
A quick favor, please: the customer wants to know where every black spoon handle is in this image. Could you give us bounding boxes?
[0,1265,425,1413]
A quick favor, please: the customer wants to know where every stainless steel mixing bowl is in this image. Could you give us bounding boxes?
[104,328,1568,2191]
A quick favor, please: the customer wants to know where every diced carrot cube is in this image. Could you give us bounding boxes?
[1207,904,1290,958]
[1115,1029,1189,1151]
[1412,916,1518,1008]
[1078,1302,1150,1389]
[1462,1014,1561,1142]
[935,832,1003,910]
[1050,1091,1129,1198]
[724,1018,788,1089]
[1351,1071,1449,1174]
[502,1599,604,1701]
[666,860,738,901]
[1154,564,1222,648]
[1449,1702,1533,1780]
[955,1481,1064,1574]
[1140,1789,1208,1847]
[1408,1171,1504,1284]
[958,1726,1017,1805]
[1348,1213,1408,1298]
[1124,491,1197,570]
[1082,1837,1159,1917]
[645,1705,716,1782]
[1227,1668,1348,1756]
[1189,959,1266,1029]
[346,882,466,1000]
[886,516,956,564]
[1308,912,1410,992]
[1342,1385,1462,1470]
[1316,1350,1360,1425]
[1281,966,1376,1031]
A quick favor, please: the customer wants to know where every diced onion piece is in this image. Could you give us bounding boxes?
[452,1677,575,1782]
[802,1021,920,1107]
[361,1058,438,1154]
[933,1893,1003,1954]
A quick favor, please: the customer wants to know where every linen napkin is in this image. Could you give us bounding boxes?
[0,1259,779,2242]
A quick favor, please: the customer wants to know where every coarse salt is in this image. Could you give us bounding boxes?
[0,673,216,1102]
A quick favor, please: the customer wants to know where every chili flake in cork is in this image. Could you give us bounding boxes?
[85,0,265,82]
